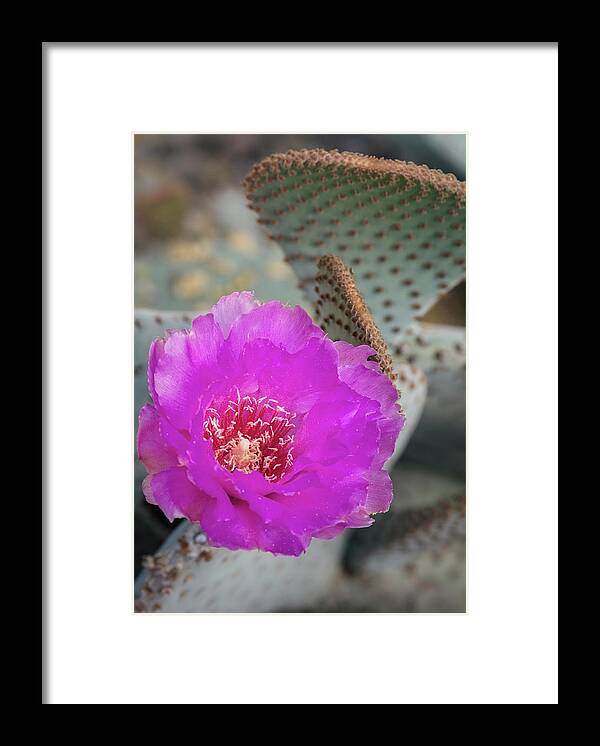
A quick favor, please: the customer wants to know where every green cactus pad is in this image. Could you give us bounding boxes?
[340,464,466,612]
[394,321,465,373]
[243,149,466,350]
[314,254,398,380]
[312,254,427,464]
[400,323,466,477]
[135,523,343,613]
[134,309,194,496]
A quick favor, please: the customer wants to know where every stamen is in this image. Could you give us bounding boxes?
[203,390,296,481]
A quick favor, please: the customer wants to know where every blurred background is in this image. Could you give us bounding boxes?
[134,134,466,586]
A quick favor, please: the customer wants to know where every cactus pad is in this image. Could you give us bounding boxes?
[338,463,466,612]
[135,523,343,613]
[400,323,466,477]
[312,253,427,463]
[135,468,465,613]
[134,309,195,495]
[243,149,466,349]
[314,254,397,380]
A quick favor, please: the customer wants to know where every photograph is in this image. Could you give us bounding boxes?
[133,134,467,612]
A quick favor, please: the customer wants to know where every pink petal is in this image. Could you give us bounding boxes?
[335,341,378,369]
[227,300,324,356]
[211,291,260,337]
[137,404,179,475]
[142,467,202,522]
[151,317,224,430]
[363,469,394,515]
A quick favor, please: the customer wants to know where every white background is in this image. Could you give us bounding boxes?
[45,43,558,704]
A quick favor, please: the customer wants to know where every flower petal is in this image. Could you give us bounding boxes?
[201,500,308,556]
[151,316,224,429]
[137,404,179,475]
[337,351,400,418]
[227,300,324,356]
[237,337,340,413]
[335,341,378,369]
[363,468,394,515]
[142,467,202,522]
[211,291,260,337]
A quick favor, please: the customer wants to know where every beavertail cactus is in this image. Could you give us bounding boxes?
[242,149,466,351]
[135,523,343,613]
[312,254,427,461]
[341,485,466,612]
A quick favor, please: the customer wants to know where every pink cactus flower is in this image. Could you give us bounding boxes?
[138,292,404,556]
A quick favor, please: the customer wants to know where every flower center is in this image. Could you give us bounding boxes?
[203,390,296,482]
